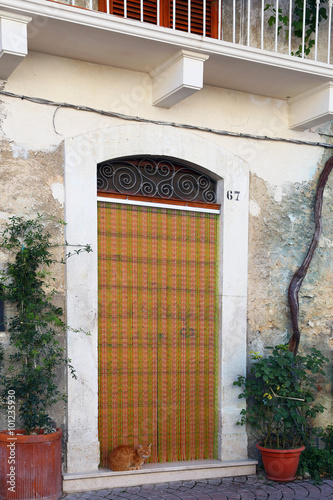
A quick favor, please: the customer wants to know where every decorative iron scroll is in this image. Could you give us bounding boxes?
[97,158,217,204]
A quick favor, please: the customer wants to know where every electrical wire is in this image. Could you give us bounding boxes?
[1,90,333,149]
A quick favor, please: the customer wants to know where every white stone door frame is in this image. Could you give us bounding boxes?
[64,123,249,473]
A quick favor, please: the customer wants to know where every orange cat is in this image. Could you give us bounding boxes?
[108,443,152,471]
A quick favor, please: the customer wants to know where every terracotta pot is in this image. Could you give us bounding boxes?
[0,428,62,500]
[256,443,305,482]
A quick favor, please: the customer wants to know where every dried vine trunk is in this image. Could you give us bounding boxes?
[288,155,333,356]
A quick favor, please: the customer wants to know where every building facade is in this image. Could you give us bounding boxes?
[0,0,332,493]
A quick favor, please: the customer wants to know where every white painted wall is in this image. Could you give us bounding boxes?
[1,52,323,189]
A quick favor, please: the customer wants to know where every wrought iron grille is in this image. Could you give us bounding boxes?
[97,157,217,204]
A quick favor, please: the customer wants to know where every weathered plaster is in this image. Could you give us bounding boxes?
[0,140,64,220]
[0,140,67,449]
[247,152,333,448]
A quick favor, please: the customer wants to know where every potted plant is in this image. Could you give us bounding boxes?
[0,215,91,500]
[233,344,328,482]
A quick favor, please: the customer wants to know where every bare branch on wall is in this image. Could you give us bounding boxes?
[288,155,333,355]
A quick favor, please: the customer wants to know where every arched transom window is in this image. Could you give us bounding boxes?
[97,157,218,206]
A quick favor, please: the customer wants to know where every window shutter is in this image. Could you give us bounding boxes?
[170,0,212,37]
[100,0,158,24]
[99,0,218,37]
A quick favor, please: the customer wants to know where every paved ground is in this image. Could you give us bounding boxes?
[61,475,333,500]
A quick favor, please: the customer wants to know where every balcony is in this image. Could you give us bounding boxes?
[57,0,333,63]
[0,0,333,127]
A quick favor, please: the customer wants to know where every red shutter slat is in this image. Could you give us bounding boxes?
[170,0,212,37]
[104,0,217,38]
[108,0,157,23]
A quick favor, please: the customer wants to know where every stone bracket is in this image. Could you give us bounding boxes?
[151,50,209,108]
[0,10,31,80]
[289,81,333,131]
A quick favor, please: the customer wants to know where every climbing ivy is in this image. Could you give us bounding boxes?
[0,215,92,434]
[265,0,327,56]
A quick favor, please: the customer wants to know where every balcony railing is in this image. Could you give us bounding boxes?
[53,0,333,64]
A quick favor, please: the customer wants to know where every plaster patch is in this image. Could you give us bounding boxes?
[239,142,320,186]
[250,96,273,107]
[11,144,29,159]
[309,164,318,179]
[2,99,62,152]
[319,236,333,248]
[249,199,260,217]
[248,335,265,355]
[51,183,64,206]
[273,186,284,202]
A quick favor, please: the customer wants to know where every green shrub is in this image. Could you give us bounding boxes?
[233,345,328,449]
[298,446,333,481]
[297,425,333,481]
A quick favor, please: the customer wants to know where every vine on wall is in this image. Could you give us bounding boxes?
[265,0,327,56]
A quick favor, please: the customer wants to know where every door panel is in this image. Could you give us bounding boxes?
[98,201,219,466]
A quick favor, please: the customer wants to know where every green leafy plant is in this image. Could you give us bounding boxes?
[298,448,333,481]
[321,425,333,449]
[0,215,92,434]
[298,426,333,481]
[233,345,328,449]
[265,0,327,56]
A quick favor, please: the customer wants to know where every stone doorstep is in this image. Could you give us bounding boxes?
[62,459,258,493]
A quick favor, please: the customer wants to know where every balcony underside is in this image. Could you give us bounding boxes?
[1,0,333,103]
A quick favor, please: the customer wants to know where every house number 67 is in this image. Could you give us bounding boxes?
[227,190,240,201]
